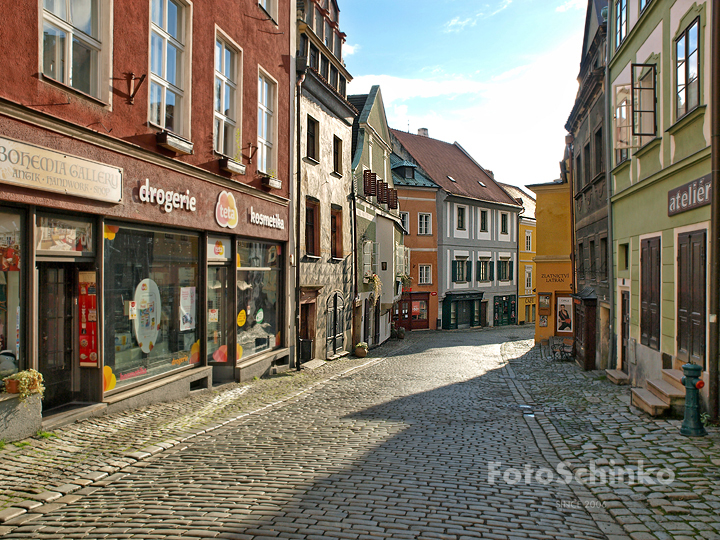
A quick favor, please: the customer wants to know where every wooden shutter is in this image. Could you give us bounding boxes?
[466,260,472,282]
[640,237,660,349]
[509,261,514,281]
[677,231,706,366]
[476,260,482,282]
[489,260,494,282]
[389,189,398,209]
[451,260,458,282]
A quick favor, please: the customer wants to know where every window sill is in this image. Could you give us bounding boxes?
[330,256,344,262]
[304,254,321,261]
[39,74,108,107]
[634,136,662,160]
[667,105,706,136]
[303,156,320,165]
[218,156,246,175]
[331,171,343,178]
[156,131,194,155]
[611,158,631,175]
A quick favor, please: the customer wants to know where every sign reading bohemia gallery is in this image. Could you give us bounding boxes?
[0,135,122,204]
[668,174,711,216]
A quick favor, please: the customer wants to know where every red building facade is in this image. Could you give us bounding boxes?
[0,0,293,418]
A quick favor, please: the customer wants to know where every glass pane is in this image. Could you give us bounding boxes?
[150,32,163,76]
[207,266,228,363]
[258,106,264,138]
[215,40,222,73]
[151,0,163,26]
[676,36,685,63]
[0,211,23,371]
[43,23,67,83]
[224,84,233,117]
[225,47,233,79]
[214,77,222,112]
[44,0,66,19]
[213,117,221,153]
[70,0,97,37]
[71,37,96,95]
[37,216,93,253]
[689,22,698,54]
[103,226,200,390]
[165,90,177,132]
[688,51,698,84]
[166,43,179,86]
[688,79,699,111]
[223,122,234,156]
[264,110,272,140]
[150,82,162,125]
[167,0,180,40]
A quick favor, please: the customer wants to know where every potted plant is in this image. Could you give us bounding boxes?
[355,342,368,358]
[3,369,45,402]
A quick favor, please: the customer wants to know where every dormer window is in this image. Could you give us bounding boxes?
[447,175,456,182]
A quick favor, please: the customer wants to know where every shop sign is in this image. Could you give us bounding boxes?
[215,191,239,228]
[668,174,711,216]
[208,237,231,261]
[431,291,437,296]
[249,206,285,230]
[0,135,123,203]
[139,178,197,213]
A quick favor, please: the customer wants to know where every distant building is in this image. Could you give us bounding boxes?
[391,129,522,329]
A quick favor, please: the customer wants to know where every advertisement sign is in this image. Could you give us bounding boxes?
[78,272,98,367]
[556,296,573,334]
[207,236,232,261]
[216,191,239,228]
[179,287,196,331]
[0,135,122,203]
[134,278,161,353]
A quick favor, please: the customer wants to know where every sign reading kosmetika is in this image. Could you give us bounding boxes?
[0,135,122,203]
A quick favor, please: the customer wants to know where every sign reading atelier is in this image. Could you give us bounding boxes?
[0,135,122,203]
[668,174,712,216]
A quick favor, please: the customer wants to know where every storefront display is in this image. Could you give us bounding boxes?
[37,216,93,253]
[104,225,200,390]
[236,240,282,360]
[0,210,22,377]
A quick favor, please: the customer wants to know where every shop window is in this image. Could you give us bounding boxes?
[103,225,199,391]
[0,210,23,376]
[237,240,283,359]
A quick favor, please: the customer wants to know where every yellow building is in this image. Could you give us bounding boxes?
[527,178,574,344]
[500,184,536,325]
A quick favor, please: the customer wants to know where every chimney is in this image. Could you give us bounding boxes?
[486,170,494,179]
[417,128,429,137]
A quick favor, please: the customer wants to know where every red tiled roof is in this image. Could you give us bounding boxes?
[390,129,520,207]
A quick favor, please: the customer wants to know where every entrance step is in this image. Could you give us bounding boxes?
[606,369,629,385]
[631,387,669,417]
[662,368,685,392]
[647,378,685,406]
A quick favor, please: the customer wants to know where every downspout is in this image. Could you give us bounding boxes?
[604,8,616,370]
[294,72,304,371]
[709,0,719,422]
[566,134,576,296]
[351,173,359,346]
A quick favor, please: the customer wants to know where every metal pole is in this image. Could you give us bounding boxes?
[295,74,303,371]
[709,0,720,422]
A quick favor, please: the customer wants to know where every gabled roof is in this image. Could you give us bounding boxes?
[498,183,536,220]
[390,129,520,207]
[390,153,439,189]
[348,86,392,171]
[580,0,608,63]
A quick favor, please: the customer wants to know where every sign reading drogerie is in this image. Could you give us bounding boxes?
[668,174,711,216]
[0,135,122,203]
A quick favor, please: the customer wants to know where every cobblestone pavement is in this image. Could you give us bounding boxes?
[0,328,718,539]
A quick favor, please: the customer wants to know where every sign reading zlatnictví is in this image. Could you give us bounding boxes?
[0,136,123,204]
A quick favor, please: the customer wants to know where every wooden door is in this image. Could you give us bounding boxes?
[621,290,630,374]
[677,230,706,368]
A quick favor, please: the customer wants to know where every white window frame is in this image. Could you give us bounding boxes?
[41,0,111,102]
[213,30,242,158]
[525,265,533,293]
[477,258,491,282]
[149,0,192,137]
[500,212,509,235]
[257,69,277,175]
[418,213,431,235]
[480,209,488,232]
[525,231,532,252]
[400,211,409,233]
[258,0,277,22]
[456,205,467,231]
[419,264,431,285]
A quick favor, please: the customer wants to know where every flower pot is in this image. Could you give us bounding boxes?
[355,347,367,358]
[4,378,19,394]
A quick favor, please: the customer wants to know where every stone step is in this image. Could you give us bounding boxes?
[662,368,685,392]
[631,387,669,417]
[647,378,685,405]
[605,369,629,385]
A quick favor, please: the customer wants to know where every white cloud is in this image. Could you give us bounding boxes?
[348,33,583,188]
[556,0,584,13]
[344,43,358,56]
[491,0,513,16]
[443,16,478,33]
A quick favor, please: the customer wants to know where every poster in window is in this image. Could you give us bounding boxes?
[557,296,573,333]
[134,278,161,353]
[179,287,196,331]
[538,293,551,314]
[78,272,98,367]
[539,315,548,327]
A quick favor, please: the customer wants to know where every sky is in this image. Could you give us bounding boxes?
[341,0,589,189]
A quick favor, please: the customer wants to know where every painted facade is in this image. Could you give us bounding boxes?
[296,0,355,361]
[527,180,575,344]
[391,129,522,329]
[608,0,714,413]
[348,87,405,348]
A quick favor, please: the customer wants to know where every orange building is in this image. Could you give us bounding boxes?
[391,155,440,331]
[527,178,574,344]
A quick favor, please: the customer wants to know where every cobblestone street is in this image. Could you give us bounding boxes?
[1,327,719,539]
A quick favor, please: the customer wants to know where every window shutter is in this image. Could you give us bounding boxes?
[476,261,482,281]
[452,261,458,283]
[509,261,514,281]
[466,260,472,282]
[489,260,494,282]
[496,261,501,281]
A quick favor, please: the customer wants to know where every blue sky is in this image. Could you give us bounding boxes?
[341,0,588,189]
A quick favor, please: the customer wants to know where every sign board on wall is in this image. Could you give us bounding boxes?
[668,174,712,216]
[0,135,123,203]
[208,237,231,261]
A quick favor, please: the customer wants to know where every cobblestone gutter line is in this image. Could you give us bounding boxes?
[0,340,416,529]
[503,341,720,540]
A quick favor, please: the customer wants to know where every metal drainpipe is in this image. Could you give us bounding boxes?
[709,0,720,422]
[604,16,616,371]
[295,73,304,371]
[351,173,359,346]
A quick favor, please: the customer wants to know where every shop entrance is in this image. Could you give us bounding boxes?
[38,262,76,411]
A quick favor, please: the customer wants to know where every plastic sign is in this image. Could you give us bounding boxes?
[216,191,239,228]
[139,178,196,213]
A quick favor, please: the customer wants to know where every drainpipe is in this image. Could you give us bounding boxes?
[294,71,304,371]
[604,10,616,371]
[566,134,576,297]
[351,173,359,346]
[709,0,719,422]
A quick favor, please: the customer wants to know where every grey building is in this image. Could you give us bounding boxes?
[391,129,522,328]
